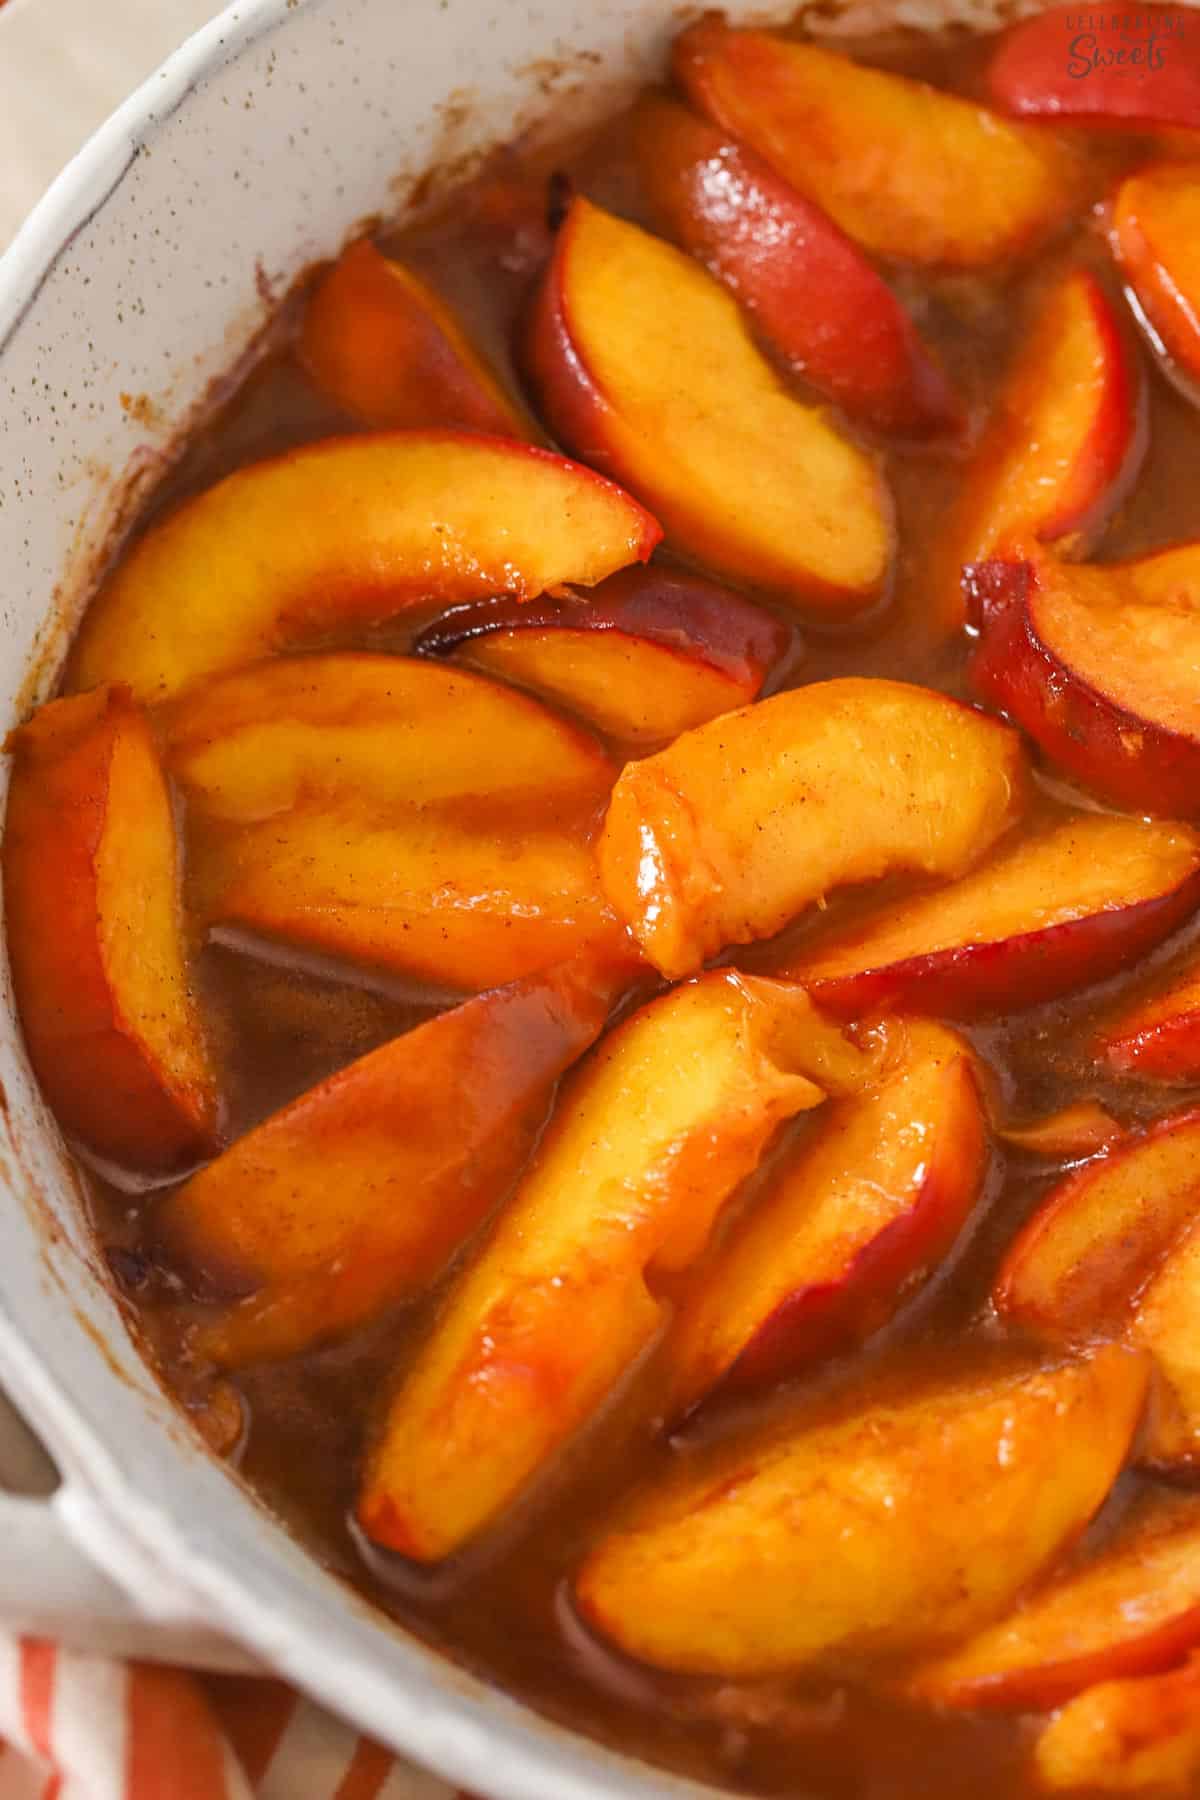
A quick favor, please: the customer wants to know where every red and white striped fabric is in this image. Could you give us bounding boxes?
[0,1641,475,1800]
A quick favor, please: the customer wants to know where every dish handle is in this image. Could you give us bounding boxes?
[0,1388,259,1670]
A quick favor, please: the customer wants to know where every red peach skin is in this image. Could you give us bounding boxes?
[69,433,661,703]
[357,972,887,1561]
[1035,1655,1200,1793]
[663,1020,988,1419]
[521,195,892,613]
[674,18,1080,269]
[1098,958,1200,1081]
[299,238,529,434]
[776,815,1200,1020]
[988,6,1200,131]
[574,1346,1148,1677]
[597,677,1028,979]
[1128,1215,1200,1471]
[157,962,621,1365]
[909,1489,1200,1710]
[3,686,219,1173]
[994,1103,1200,1338]
[416,565,792,747]
[632,95,960,437]
[995,1104,1200,1471]
[969,546,1200,817]
[1112,163,1200,392]
[935,270,1144,631]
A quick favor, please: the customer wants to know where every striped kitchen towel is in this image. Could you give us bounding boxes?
[0,1641,473,1799]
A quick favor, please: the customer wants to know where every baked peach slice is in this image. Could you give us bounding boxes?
[673,18,1079,270]
[157,962,618,1365]
[1128,1217,1200,1470]
[3,687,219,1173]
[1112,163,1200,393]
[776,815,1200,1020]
[1035,1655,1200,1794]
[934,270,1144,632]
[663,1021,988,1419]
[357,971,887,1561]
[987,5,1200,132]
[1098,957,1200,1081]
[994,1104,1200,1338]
[598,677,1027,980]
[204,819,621,992]
[632,95,960,438]
[416,565,792,748]
[574,1345,1148,1677]
[166,653,621,990]
[909,1490,1200,1710]
[299,238,529,434]
[969,545,1200,817]
[999,1101,1123,1161]
[522,196,891,613]
[69,433,660,703]
[164,651,615,825]
[995,1106,1200,1469]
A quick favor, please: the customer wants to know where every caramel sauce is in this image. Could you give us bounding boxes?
[74,23,1200,1798]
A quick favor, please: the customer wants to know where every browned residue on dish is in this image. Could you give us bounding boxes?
[118,391,163,429]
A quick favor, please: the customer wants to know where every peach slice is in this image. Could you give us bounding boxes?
[1128,1216,1200,1470]
[969,546,1200,817]
[356,971,885,1561]
[522,196,891,613]
[673,19,1079,269]
[1034,1656,1200,1794]
[597,677,1027,980]
[204,819,620,992]
[299,238,528,434]
[999,1101,1124,1160]
[416,566,792,747]
[574,1345,1148,1677]
[631,95,960,437]
[993,1104,1200,1337]
[165,653,621,990]
[1098,958,1200,1082]
[3,686,219,1173]
[776,815,1200,1020]
[909,1490,1200,1710]
[935,270,1144,632]
[662,1020,988,1419]
[164,651,615,825]
[993,1098,1200,1471]
[69,433,661,703]
[157,962,618,1365]
[988,6,1200,132]
[1112,164,1200,391]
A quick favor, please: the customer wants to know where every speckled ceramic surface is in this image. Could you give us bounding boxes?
[0,0,1143,1793]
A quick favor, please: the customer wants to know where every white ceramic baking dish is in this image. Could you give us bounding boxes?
[0,0,1072,1792]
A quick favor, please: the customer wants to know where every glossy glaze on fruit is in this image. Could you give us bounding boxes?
[13,16,1200,1800]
